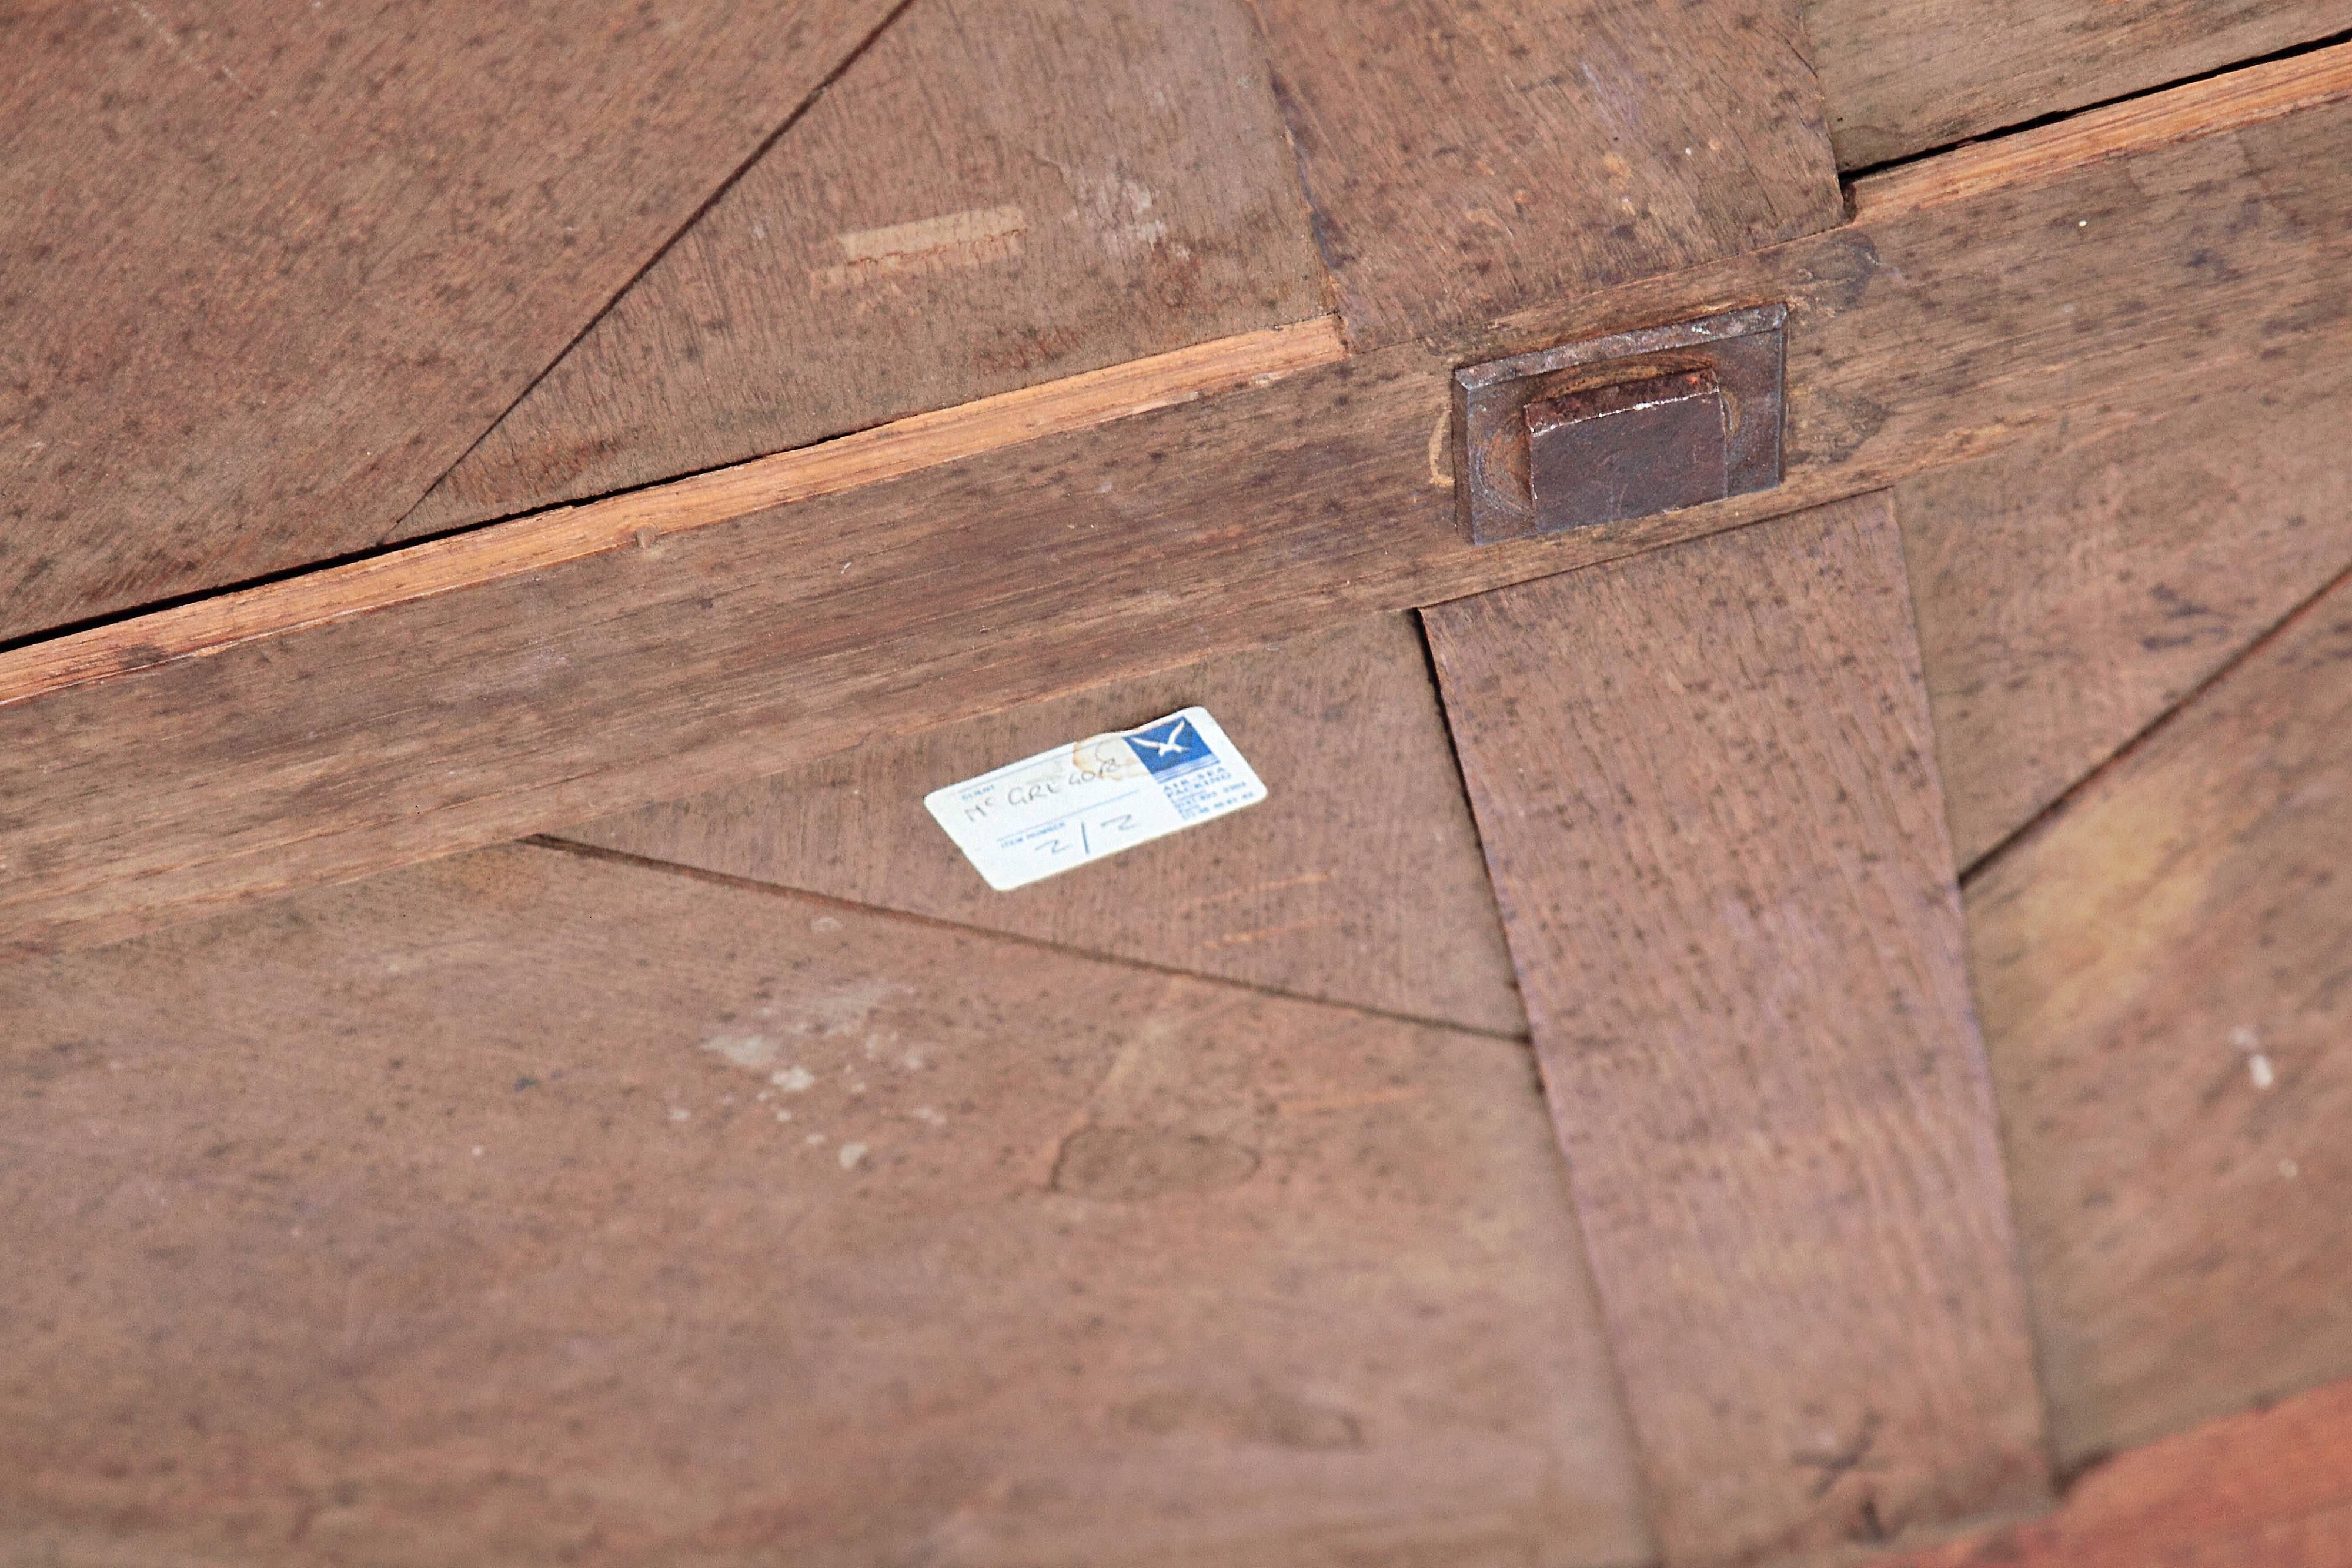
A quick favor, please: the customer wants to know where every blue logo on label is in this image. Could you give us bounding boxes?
[1124,713,1214,778]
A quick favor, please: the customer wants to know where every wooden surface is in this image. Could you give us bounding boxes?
[1967,563,2352,1470]
[569,613,1528,1037]
[1424,497,2048,1564]
[6,49,2351,958]
[1866,1375,2352,1567]
[1806,0,2352,168]
[0,319,1345,705]
[23,38,2345,707]
[1250,0,1843,349]
[402,0,1327,536]
[1902,359,2352,868]
[0,841,1651,1567]
[1848,41,2352,215]
[0,0,890,643]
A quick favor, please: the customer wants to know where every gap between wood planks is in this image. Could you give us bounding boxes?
[0,319,1345,706]
[1956,551,2352,886]
[1851,35,2352,216]
[1840,19,2352,188]
[386,0,925,535]
[4,41,2347,714]
[527,835,1534,1045]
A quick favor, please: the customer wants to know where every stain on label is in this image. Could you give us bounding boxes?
[924,707,1266,892]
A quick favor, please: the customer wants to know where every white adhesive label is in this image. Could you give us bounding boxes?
[924,707,1267,891]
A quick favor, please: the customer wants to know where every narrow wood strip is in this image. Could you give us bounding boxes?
[1867,1376,2352,1567]
[1854,38,2352,216]
[1424,498,2049,1564]
[0,317,1344,707]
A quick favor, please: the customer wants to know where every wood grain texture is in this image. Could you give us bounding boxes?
[401,0,1327,537]
[0,841,1650,1568]
[1902,359,2352,868]
[1849,41,2352,216]
[1866,1375,2352,1568]
[0,319,1346,706]
[1249,0,1843,349]
[0,0,891,644]
[20,41,2345,713]
[1967,564,2352,1470]
[567,613,1527,1036]
[1424,497,2049,1566]
[1806,0,2352,168]
[7,53,2352,957]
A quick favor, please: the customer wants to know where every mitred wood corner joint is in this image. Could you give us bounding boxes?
[1452,304,1786,544]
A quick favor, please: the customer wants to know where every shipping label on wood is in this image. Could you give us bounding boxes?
[566,613,1528,1037]
[925,708,1266,890]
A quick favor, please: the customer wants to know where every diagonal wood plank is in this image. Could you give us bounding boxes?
[1423,497,2048,1564]
[1,841,1650,1567]
[0,0,893,643]
[1251,0,1845,348]
[1967,559,2352,1470]
[4,51,2350,958]
[566,613,1528,1037]
[402,0,1327,537]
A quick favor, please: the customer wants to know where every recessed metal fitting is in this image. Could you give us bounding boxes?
[1451,303,1786,544]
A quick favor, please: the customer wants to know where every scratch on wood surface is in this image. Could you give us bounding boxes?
[1167,871,1337,911]
[1200,915,1347,950]
[119,1,263,101]
[1273,1087,1426,1116]
[813,205,1027,292]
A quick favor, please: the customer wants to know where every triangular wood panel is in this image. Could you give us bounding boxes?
[405,0,1328,536]
[0,0,892,641]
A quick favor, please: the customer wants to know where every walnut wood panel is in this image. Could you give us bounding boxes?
[0,841,1649,1567]
[1902,358,2352,868]
[1806,0,2352,168]
[4,51,2350,957]
[1249,0,1844,348]
[1866,1375,2352,1568]
[568,613,1527,1036]
[1423,497,2047,1564]
[402,0,1326,537]
[1967,565,2352,1470]
[0,0,891,644]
